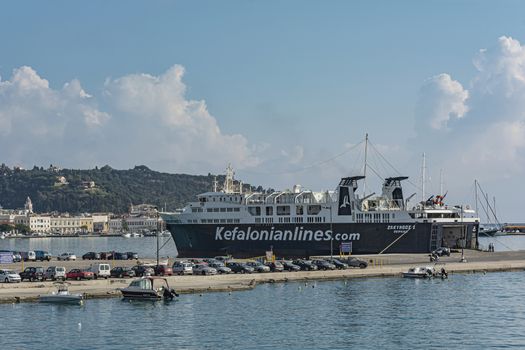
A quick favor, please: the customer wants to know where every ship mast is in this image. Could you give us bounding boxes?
[421,153,426,202]
[363,133,369,196]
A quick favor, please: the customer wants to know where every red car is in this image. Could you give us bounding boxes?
[154,265,173,276]
[66,269,94,280]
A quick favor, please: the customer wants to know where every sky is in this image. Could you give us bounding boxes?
[1,1,525,221]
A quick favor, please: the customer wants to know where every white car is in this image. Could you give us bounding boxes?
[57,252,77,261]
[172,261,193,275]
[0,269,22,283]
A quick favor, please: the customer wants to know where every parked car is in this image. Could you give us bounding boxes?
[214,256,232,262]
[131,265,155,277]
[87,263,111,279]
[99,251,114,260]
[327,259,349,269]
[113,252,128,260]
[312,259,336,270]
[172,261,193,275]
[193,264,218,276]
[245,261,270,273]
[154,265,173,276]
[12,251,22,262]
[34,250,52,261]
[110,267,136,278]
[432,247,451,257]
[227,262,254,274]
[66,269,94,280]
[20,250,36,261]
[57,252,77,261]
[0,269,21,283]
[208,262,232,274]
[125,252,139,260]
[44,266,66,281]
[82,252,101,260]
[19,267,45,282]
[265,261,285,272]
[279,260,301,272]
[344,257,368,269]
[292,260,318,271]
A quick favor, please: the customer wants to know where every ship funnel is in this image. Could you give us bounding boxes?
[337,176,364,216]
[382,177,408,209]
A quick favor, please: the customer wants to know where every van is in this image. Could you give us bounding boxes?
[44,266,66,281]
[21,250,36,261]
[87,263,111,279]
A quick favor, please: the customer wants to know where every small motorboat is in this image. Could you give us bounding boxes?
[402,266,435,279]
[39,282,84,305]
[120,276,179,301]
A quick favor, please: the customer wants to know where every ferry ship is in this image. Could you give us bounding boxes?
[161,165,480,258]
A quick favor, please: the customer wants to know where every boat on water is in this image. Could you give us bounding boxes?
[120,276,178,301]
[161,161,480,259]
[39,282,83,305]
[402,266,435,278]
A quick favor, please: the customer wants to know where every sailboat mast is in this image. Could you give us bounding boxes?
[474,180,478,216]
[363,133,368,196]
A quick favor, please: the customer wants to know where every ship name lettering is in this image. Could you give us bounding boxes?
[215,226,360,242]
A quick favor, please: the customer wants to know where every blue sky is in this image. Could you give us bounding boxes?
[1,1,525,220]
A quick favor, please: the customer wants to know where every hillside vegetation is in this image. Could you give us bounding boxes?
[0,164,262,214]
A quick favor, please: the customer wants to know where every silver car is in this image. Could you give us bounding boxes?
[172,261,193,275]
[246,261,270,273]
[0,269,21,283]
[208,262,232,274]
[192,264,217,276]
[58,252,77,261]
[44,266,66,281]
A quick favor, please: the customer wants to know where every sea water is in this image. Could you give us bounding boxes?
[1,271,525,349]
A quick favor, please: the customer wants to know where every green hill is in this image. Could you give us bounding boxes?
[0,164,263,214]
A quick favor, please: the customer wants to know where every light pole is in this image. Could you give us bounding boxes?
[330,205,333,260]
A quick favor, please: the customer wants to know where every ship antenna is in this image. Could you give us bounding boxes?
[363,133,369,196]
[213,176,218,192]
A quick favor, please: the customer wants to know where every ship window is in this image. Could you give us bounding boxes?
[266,206,273,216]
[214,219,219,223]
[307,205,321,215]
[213,208,220,212]
[227,208,233,212]
[248,206,261,216]
[234,219,240,223]
[255,218,261,223]
[277,205,290,216]
[296,206,304,215]
[234,208,240,212]
[201,220,206,223]
[220,208,226,212]
[207,209,213,213]
[227,219,233,223]
[220,219,226,223]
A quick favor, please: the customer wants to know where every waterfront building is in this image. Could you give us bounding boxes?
[50,215,93,234]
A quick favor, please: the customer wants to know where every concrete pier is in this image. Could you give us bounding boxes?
[1,250,524,303]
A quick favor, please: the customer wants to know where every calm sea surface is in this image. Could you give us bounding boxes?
[0,236,177,259]
[1,271,525,349]
[0,234,521,259]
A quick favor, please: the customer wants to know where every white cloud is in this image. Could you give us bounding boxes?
[415,73,469,130]
[102,65,259,172]
[0,64,261,173]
